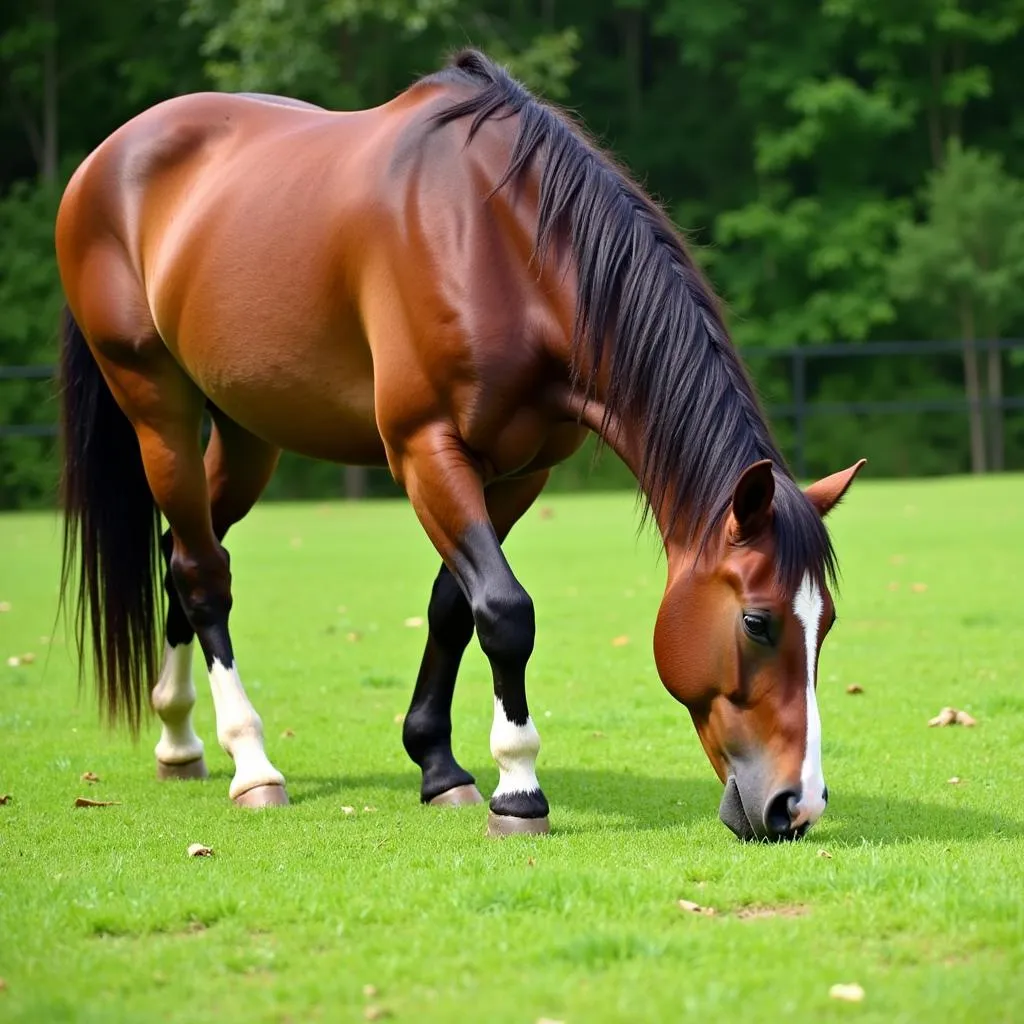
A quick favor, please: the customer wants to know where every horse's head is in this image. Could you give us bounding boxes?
[653,458,864,841]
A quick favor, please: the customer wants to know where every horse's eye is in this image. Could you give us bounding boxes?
[742,612,773,645]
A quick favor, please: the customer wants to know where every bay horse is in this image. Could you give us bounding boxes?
[55,50,864,841]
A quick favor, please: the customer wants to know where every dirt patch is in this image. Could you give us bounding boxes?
[734,904,810,921]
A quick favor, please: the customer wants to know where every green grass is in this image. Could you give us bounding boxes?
[1,477,1022,1023]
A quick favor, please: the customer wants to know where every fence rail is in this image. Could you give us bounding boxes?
[4,339,1023,479]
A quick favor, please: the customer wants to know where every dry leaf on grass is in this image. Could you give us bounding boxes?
[948,776,962,785]
[527,857,536,867]
[818,849,833,859]
[393,713,404,725]
[678,899,716,917]
[929,707,977,727]
[0,794,11,805]
[362,984,378,998]
[6,657,21,667]
[0,601,11,612]
[537,507,555,520]
[74,797,120,808]
[187,843,213,857]
[0,977,7,992]
[735,905,808,921]
[846,684,864,695]
[364,1007,391,1021]
[363,806,377,813]
[829,983,865,1003]
[910,582,928,593]
[592,730,605,739]
[611,635,630,647]
[341,806,356,815]
[80,771,100,783]
[280,728,295,738]
[403,616,424,628]
[346,631,362,643]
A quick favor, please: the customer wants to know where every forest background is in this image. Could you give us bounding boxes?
[3,0,1024,507]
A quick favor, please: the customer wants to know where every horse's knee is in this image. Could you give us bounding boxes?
[169,544,232,630]
[473,584,535,667]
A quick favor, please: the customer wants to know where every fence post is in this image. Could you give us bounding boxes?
[791,349,808,480]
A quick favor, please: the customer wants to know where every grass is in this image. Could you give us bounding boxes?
[1,476,1023,1023]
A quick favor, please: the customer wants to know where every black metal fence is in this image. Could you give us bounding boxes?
[3,338,1023,485]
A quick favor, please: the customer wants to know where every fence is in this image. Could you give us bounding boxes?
[3,339,1024,486]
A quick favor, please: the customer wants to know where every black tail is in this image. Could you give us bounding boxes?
[58,306,163,733]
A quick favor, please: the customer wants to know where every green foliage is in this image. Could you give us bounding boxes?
[3,0,1024,505]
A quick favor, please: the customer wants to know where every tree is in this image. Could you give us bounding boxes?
[890,141,1024,471]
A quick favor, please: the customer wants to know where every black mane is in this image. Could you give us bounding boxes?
[424,50,836,590]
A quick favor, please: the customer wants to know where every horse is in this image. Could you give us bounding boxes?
[55,49,864,841]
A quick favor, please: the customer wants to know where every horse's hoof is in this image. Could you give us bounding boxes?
[486,811,550,838]
[156,757,208,781]
[429,784,484,807]
[233,783,289,808]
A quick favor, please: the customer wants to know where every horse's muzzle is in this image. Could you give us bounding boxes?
[718,772,819,842]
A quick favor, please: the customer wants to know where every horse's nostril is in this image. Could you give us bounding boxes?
[764,788,800,837]
[822,785,829,804]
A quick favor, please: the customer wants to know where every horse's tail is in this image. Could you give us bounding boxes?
[58,305,162,733]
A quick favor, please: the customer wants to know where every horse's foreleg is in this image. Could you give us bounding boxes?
[152,414,280,789]
[401,430,550,836]
[404,472,549,808]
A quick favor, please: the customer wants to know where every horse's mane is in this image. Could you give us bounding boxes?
[423,50,836,590]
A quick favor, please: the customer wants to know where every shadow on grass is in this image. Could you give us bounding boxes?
[256,766,1024,845]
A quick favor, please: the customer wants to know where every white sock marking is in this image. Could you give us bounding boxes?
[490,696,541,798]
[151,642,205,765]
[792,572,827,828]
[208,657,285,799]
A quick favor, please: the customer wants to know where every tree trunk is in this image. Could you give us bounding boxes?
[960,300,986,473]
[41,0,58,185]
[987,340,1004,471]
[344,466,367,500]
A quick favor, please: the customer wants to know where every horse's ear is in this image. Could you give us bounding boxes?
[804,459,867,517]
[729,459,775,541]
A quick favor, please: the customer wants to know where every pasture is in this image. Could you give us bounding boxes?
[0,477,1022,1022]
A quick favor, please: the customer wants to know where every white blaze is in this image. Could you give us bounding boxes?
[208,658,285,799]
[490,696,541,798]
[792,572,827,828]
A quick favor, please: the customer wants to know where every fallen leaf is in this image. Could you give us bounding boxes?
[611,635,630,647]
[74,797,120,808]
[818,849,833,859]
[187,843,213,857]
[393,713,404,725]
[403,616,424,628]
[0,601,10,612]
[346,631,362,642]
[736,904,808,920]
[363,805,377,813]
[829,983,865,1003]
[6,656,21,667]
[80,771,100,783]
[846,684,864,695]
[538,507,555,520]
[0,977,6,991]
[910,582,928,593]
[527,857,536,867]
[928,707,958,727]
[929,706,977,727]
[364,1007,391,1021]
[18,652,35,664]
[678,899,716,917]
[592,730,605,739]
[280,728,295,738]
[362,984,378,998]
[342,806,356,815]
[948,776,962,785]
[0,794,11,805]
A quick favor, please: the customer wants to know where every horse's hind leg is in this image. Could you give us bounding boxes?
[403,472,550,807]
[152,413,280,785]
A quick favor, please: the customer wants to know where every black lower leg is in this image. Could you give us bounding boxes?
[402,566,478,802]
[168,541,234,671]
[161,530,193,648]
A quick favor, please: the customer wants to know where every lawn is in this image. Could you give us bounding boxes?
[1,476,1022,1023]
